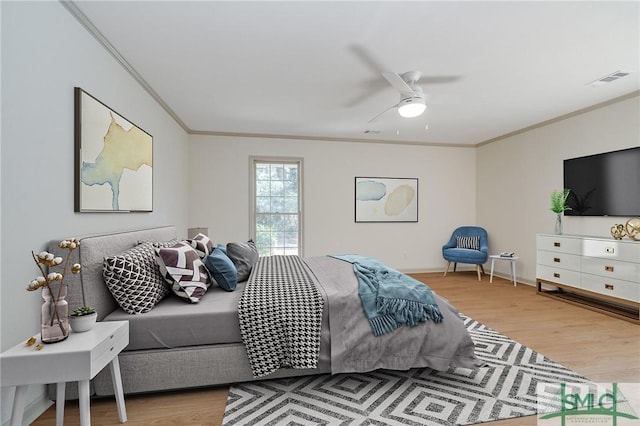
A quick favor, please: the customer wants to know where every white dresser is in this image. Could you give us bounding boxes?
[536,234,640,323]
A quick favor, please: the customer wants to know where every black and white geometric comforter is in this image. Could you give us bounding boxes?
[238,255,324,378]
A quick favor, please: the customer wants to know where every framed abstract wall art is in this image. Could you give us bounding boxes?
[74,87,153,212]
[355,177,418,222]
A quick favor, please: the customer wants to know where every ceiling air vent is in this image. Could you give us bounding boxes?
[587,70,630,87]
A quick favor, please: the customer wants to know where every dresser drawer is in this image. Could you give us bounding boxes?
[582,273,640,303]
[583,238,640,263]
[537,250,582,270]
[581,257,640,284]
[537,264,582,287]
[537,235,582,255]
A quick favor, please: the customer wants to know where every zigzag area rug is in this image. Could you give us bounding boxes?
[222,316,590,425]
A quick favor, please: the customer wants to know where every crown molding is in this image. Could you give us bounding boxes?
[61,1,190,132]
[477,90,640,147]
[189,129,473,148]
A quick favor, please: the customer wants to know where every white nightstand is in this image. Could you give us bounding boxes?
[489,254,518,286]
[1,321,129,426]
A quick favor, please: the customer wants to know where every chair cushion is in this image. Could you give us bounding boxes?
[443,248,487,264]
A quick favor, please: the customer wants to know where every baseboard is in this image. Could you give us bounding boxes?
[403,268,537,288]
[402,266,485,274]
[1,394,52,426]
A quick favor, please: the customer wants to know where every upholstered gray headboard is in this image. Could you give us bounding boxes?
[48,226,177,321]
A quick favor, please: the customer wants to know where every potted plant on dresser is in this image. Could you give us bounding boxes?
[70,306,97,333]
[550,189,571,234]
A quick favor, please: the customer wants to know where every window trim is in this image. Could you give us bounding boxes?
[249,156,304,257]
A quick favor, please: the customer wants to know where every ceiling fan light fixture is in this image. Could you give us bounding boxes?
[397,96,426,118]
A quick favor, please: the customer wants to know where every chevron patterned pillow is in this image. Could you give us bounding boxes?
[156,242,211,303]
[103,242,173,314]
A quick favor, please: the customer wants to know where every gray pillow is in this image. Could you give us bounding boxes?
[226,240,259,281]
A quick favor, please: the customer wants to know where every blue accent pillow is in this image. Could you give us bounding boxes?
[204,248,237,291]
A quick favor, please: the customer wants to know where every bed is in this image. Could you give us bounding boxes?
[49,226,481,398]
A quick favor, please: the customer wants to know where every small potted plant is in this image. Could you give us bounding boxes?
[70,306,97,333]
[550,189,572,234]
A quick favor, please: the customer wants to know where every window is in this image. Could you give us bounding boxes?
[250,157,303,257]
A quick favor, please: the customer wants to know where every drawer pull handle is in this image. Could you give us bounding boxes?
[605,247,615,254]
[553,257,561,263]
[605,284,614,291]
[553,273,560,278]
[553,242,561,247]
[605,266,614,272]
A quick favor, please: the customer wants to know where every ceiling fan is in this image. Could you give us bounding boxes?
[368,71,427,122]
[347,45,460,123]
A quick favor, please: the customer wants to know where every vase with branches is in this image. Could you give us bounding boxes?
[27,238,81,343]
[550,189,571,234]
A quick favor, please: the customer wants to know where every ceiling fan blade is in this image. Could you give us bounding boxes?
[382,72,415,95]
[345,90,378,108]
[419,75,462,85]
[344,78,389,107]
[367,103,398,123]
[349,44,387,75]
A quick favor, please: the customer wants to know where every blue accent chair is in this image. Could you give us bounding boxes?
[442,226,489,281]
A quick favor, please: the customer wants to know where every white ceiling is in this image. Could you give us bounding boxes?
[69,1,639,146]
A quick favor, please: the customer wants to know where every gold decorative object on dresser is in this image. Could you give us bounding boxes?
[626,217,640,241]
[610,224,625,240]
[536,233,640,324]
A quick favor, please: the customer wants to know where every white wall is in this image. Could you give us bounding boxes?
[1,2,190,423]
[189,135,477,271]
[477,94,640,283]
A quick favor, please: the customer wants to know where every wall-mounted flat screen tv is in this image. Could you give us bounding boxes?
[563,146,640,216]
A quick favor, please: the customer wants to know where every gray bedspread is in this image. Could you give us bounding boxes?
[305,256,483,374]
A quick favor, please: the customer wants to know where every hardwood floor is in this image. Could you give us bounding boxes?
[32,272,639,425]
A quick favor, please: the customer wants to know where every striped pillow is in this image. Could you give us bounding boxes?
[456,235,480,250]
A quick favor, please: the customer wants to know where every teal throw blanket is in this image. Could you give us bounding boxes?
[330,255,443,336]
